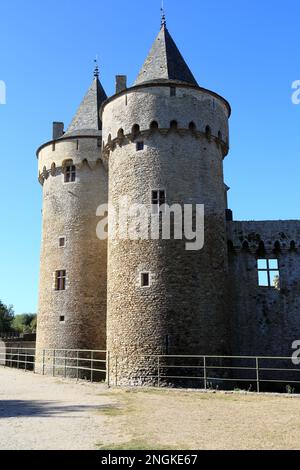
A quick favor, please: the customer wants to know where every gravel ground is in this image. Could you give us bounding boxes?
[0,367,122,450]
[1,367,300,450]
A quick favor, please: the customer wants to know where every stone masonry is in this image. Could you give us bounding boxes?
[35,20,300,385]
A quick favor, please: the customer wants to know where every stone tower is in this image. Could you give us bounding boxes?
[102,21,231,384]
[36,70,108,366]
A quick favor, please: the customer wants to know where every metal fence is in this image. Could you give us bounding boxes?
[112,354,300,392]
[0,347,107,382]
[1,349,300,393]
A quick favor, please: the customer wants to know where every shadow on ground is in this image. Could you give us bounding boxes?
[0,401,116,419]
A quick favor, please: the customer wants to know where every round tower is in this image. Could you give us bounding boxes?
[35,73,108,373]
[103,23,231,385]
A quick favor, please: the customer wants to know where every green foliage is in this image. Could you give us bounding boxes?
[0,301,15,332]
[11,314,37,333]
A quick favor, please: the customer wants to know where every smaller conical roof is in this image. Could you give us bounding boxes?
[64,77,107,137]
[135,24,198,86]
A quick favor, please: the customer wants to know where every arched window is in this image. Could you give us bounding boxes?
[132,124,140,138]
[51,162,56,176]
[218,131,222,141]
[117,128,124,139]
[189,122,196,132]
[170,120,178,130]
[150,121,159,130]
[290,240,296,251]
[257,241,266,257]
[274,241,281,252]
[205,125,212,139]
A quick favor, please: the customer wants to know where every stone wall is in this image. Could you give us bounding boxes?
[103,83,231,385]
[227,220,300,357]
[36,137,108,365]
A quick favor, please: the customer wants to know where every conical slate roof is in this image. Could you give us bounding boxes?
[135,24,198,86]
[65,77,107,136]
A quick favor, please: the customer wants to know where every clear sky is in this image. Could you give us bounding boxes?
[0,0,300,314]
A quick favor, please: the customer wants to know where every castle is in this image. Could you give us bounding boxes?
[36,19,300,384]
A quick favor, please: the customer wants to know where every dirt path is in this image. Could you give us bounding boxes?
[0,368,123,450]
[1,367,300,450]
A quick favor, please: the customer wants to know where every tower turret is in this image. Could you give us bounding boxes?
[36,71,108,372]
[103,22,231,385]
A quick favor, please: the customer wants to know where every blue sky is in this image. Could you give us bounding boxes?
[0,0,300,314]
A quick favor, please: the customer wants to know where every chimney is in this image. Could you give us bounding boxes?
[115,75,127,94]
[52,122,64,140]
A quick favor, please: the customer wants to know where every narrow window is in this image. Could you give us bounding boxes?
[170,86,176,97]
[59,316,65,323]
[151,189,166,213]
[59,237,65,248]
[64,165,76,183]
[257,259,280,288]
[55,270,66,291]
[205,125,212,139]
[140,272,150,288]
[136,141,144,151]
[189,122,196,132]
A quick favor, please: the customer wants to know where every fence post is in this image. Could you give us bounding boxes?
[91,351,94,383]
[256,357,260,393]
[157,356,160,388]
[64,353,67,378]
[53,350,56,377]
[106,351,110,388]
[25,350,27,372]
[17,349,20,369]
[203,356,207,390]
[76,351,79,381]
[42,350,45,376]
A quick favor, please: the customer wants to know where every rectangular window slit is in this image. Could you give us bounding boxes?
[141,272,150,288]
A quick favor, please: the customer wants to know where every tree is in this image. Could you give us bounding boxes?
[11,314,37,334]
[0,301,15,332]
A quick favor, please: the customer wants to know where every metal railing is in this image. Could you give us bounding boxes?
[0,347,107,382]
[1,349,300,392]
[0,332,22,340]
[112,354,300,392]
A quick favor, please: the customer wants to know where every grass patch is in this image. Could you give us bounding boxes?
[97,405,125,416]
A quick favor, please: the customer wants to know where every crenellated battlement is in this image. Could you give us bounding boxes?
[102,121,229,160]
[36,136,106,185]
[227,220,300,255]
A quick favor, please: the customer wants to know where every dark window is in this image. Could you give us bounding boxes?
[141,272,150,287]
[59,316,65,323]
[205,125,212,139]
[55,270,66,291]
[150,121,159,130]
[64,165,76,183]
[59,237,65,247]
[170,86,176,97]
[152,190,166,212]
[136,141,144,151]
[257,259,280,288]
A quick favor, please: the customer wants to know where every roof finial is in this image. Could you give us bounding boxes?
[94,55,99,79]
[161,0,166,28]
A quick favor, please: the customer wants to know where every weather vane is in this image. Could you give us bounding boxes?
[161,0,166,27]
[94,55,99,79]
